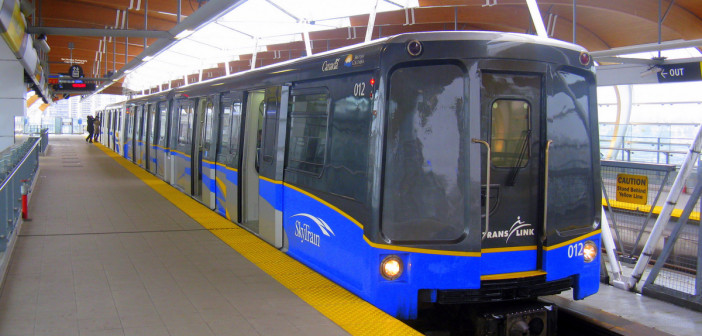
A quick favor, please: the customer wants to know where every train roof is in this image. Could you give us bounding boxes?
[114,31,588,103]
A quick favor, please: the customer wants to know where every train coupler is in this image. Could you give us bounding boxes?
[473,301,556,336]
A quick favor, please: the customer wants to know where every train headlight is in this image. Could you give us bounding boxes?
[380,255,403,280]
[583,241,597,263]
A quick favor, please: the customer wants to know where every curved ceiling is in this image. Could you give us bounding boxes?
[28,0,702,96]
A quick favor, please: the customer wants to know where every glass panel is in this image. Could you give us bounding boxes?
[178,102,192,145]
[159,103,168,143]
[547,71,596,233]
[220,105,232,149]
[204,100,214,147]
[230,102,242,162]
[148,106,156,143]
[286,93,329,175]
[383,64,465,242]
[327,94,372,201]
[491,99,531,168]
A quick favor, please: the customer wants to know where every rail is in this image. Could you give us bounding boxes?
[601,126,702,312]
[0,136,42,284]
[599,122,699,166]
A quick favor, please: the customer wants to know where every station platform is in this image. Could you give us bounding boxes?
[0,135,700,336]
[0,135,419,336]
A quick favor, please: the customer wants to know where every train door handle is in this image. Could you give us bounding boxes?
[472,138,491,240]
[542,140,553,243]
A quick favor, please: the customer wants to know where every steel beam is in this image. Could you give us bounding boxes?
[91,0,249,96]
[26,27,171,38]
[591,38,702,58]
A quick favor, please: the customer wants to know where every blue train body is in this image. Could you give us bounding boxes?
[97,31,602,322]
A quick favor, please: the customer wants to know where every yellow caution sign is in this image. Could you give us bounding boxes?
[616,174,648,205]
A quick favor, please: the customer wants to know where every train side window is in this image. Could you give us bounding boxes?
[229,101,242,161]
[126,108,132,137]
[178,101,193,145]
[158,102,168,146]
[383,63,466,242]
[286,90,330,175]
[204,99,215,149]
[148,105,157,144]
[220,105,232,150]
[136,105,143,139]
[490,99,531,168]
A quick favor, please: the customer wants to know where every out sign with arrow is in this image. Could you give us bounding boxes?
[656,62,702,83]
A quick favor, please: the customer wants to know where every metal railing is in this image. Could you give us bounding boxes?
[641,158,702,311]
[0,136,42,279]
[601,160,683,261]
[15,117,86,135]
[599,122,699,166]
[601,124,702,312]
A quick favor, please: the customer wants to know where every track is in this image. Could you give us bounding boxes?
[407,296,673,336]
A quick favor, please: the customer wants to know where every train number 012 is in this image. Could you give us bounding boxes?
[567,243,584,258]
[353,82,366,96]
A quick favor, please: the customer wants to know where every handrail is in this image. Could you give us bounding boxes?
[542,140,552,243]
[472,138,491,240]
[0,138,41,190]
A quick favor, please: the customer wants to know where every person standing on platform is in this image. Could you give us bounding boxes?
[86,115,94,143]
[93,116,101,143]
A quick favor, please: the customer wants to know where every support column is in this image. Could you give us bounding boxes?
[0,38,26,152]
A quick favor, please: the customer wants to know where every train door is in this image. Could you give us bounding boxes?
[139,105,149,168]
[105,111,112,147]
[134,106,143,165]
[125,106,135,160]
[173,99,195,194]
[215,92,243,221]
[241,87,287,247]
[241,90,264,234]
[192,96,217,209]
[147,104,158,174]
[156,102,169,178]
[478,69,543,275]
[115,109,122,154]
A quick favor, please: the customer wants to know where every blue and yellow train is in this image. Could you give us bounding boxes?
[98,31,601,333]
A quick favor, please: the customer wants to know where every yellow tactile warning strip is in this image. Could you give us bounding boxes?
[95,143,420,336]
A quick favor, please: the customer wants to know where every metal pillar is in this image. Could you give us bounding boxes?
[572,0,576,43]
[125,10,129,67]
[250,37,259,70]
[144,0,149,49]
[303,21,312,56]
[628,124,702,290]
[600,205,628,290]
[365,0,379,42]
[525,0,548,37]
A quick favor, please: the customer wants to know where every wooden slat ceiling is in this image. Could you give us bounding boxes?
[30,0,702,96]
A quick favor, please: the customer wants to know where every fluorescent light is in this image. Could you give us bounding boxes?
[175,30,194,40]
[142,56,154,62]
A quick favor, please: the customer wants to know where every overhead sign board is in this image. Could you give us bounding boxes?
[616,174,648,205]
[52,83,96,92]
[69,65,84,79]
[657,62,702,83]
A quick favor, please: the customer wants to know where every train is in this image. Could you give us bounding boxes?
[97,31,602,335]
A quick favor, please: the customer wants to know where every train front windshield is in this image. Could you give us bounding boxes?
[382,63,468,243]
[381,61,598,248]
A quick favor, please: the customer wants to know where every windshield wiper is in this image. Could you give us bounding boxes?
[506,129,531,186]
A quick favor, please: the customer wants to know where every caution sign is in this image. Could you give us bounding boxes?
[616,174,648,205]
